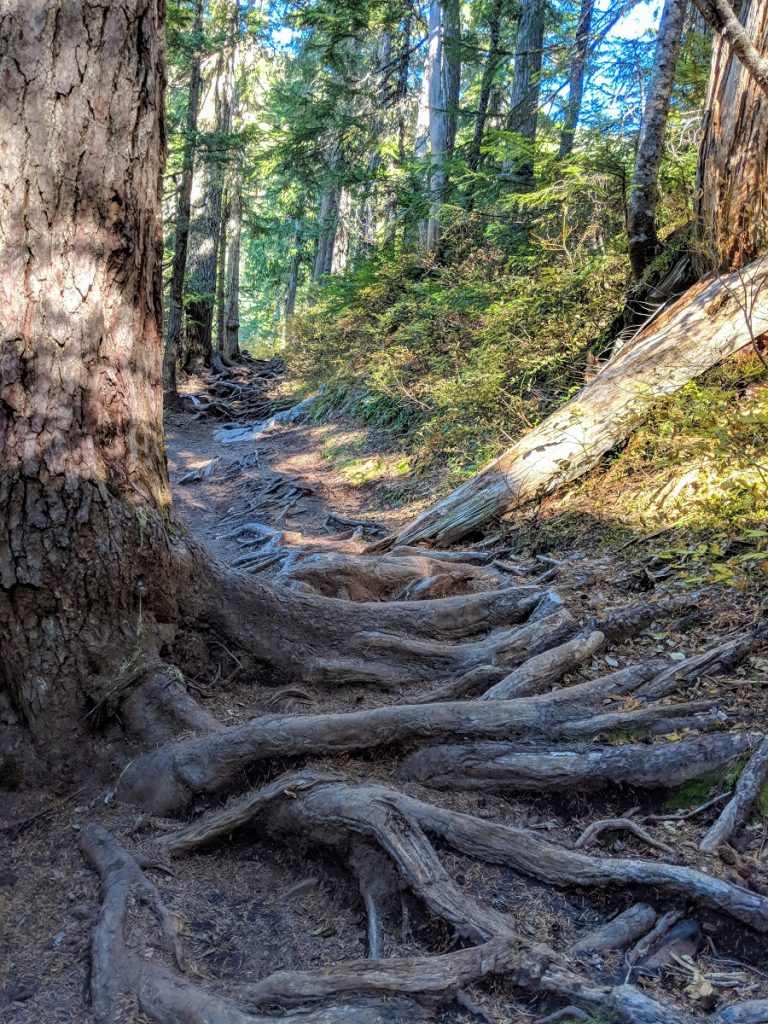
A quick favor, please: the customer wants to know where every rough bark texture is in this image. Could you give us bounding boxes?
[183,33,235,370]
[223,173,242,360]
[626,0,686,278]
[468,0,503,174]
[0,0,178,741]
[503,0,545,187]
[695,0,768,273]
[557,0,595,160]
[163,0,203,397]
[386,256,768,546]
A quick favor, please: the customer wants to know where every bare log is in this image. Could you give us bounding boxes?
[700,735,768,853]
[399,731,759,793]
[384,256,768,546]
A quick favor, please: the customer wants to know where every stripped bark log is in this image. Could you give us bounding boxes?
[382,257,768,547]
[399,731,760,793]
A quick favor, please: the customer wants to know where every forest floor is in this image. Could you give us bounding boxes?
[2,365,768,1024]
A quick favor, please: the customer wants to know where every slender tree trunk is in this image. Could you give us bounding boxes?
[626,0,686,279]
[0,0,176,742]
[183,32,236,371]
[694,0,768,273]
[163,0,203,398]
[312,180,341,283]
[557,0,595,160]
[223,176,242,360]
[284,219,303,324]
[215,194,229,353]
[502,0,546,188]
[443,0,461,158]
[468,0,504,175]
[416,0,446,248]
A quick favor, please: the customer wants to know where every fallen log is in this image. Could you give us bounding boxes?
[381,256,768,546]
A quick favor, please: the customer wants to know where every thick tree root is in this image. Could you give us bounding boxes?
[80,823,425,1024]
[399,731,761,793]
[700,735,768,854]
[571,903,657,954]
[115,679,721,815]
[158,771,768,932]
[121,669,223,746]
[478,629,606,699]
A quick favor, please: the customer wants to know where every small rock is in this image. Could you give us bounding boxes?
[52,931,66,949]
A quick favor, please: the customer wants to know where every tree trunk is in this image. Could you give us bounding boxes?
[417,0,447,249]
[222,176,242,361]
[312,182,341,283]
[385,256,768,547]
[214,193,229,354]
[557,0,595,160]
[467,0,504,175]
[502,0,546,188]
[0,0,176,742]
[694,0,768,273]
[183,36,235,371]
[163,0,204,398]
[626,0,686,279]
[283,219,303,325]
[442,0,461,158]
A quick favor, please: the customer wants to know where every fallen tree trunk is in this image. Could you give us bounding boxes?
[383,256,768,547]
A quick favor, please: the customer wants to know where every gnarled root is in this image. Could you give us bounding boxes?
[115,681,720,815]
[700,735,768,854]
[158,770,768,932]
[80,823,425,1024]
[399,731,761,793]
[121,669,223,746]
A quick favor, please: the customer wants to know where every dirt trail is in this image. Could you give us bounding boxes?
[3,368,768,1024]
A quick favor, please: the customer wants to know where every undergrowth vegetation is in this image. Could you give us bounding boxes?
[289,223,629,475]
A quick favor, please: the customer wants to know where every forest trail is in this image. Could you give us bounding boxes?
[4,365,768,1024]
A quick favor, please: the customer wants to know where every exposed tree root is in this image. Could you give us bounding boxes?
[157,771,768,932]
[700,736,768,854]
[80,823,425,1024]
[574,818,677,858]
[121,669,223,746]
[115,679,720,814]
[571,903,657,954]
[478,629,606,699]
[399,731,761,793]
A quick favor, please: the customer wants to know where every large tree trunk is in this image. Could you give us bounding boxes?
[557,0,595,160]
[163,0,203,399]
[312,178,341,283]
[385,256,768,547]
[626,0,686,279]
[501,0,545,188]
[0,0,176,742]
[694,0,768,273]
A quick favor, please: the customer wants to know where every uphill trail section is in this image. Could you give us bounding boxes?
[2,357,768,1024]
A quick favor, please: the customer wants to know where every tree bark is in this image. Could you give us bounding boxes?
[442,0,461,158]
[223,175,242,360]
[385,256,768,546]
[183,27,236,370]
[502,0,546,188]
[0,0,175,742]
[626,0,686,279]
[215,193,229,354]
[557,0,595,160]
[312,178,341,283]
[694,0,768,273]
[163,0,204,399]
[468,0,504,175]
